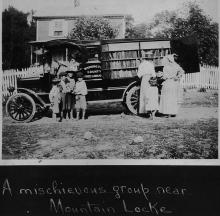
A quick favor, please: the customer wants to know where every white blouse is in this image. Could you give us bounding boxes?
[75,80,88,96]
[137,60,156,78]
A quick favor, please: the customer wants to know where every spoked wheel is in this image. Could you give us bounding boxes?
[125,85,140,115]
[34,104,45,119]
[6,93,36,123]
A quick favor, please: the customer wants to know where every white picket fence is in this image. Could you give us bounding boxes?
[2,66,44,98]
[181,65,219,89]
[1,64,219,99]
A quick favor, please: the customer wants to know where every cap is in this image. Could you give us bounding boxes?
[52,78,60,83]
[76,71,84,78]
[58,71,67,77]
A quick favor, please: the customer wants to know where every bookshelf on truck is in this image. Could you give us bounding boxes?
[6,37,199,122]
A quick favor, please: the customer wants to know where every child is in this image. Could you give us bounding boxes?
[59,71,68,120]
[68,58,80,73]
[49,78,62,121]
[74,71,88,120]
[65,71,75,120]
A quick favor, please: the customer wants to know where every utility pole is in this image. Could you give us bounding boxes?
[74,0,80,7]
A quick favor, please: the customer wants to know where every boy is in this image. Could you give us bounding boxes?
[74,71,88,120]
[49,78,62,121]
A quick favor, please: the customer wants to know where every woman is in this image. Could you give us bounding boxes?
[173,54,185,104]
[137,59,159,119]
[159,55,184,117]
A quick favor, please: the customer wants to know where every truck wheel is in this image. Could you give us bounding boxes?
[125,85,140,115]
[6,93,36,123]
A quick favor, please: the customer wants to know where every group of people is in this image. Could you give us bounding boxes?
[137,54,184,119]
[49,58,88,122]
[49,53,184,122]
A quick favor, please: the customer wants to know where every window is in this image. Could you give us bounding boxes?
[54,31,63,36]
[49,19,68,37]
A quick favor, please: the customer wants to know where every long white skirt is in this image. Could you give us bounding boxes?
[159,79,178,115]
[139,75,159,114]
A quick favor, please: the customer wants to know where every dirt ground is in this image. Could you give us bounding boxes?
[2,89,218,159]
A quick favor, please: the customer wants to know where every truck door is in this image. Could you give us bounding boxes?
[171,36,200,73]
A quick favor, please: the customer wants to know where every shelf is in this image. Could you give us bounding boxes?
[101,58,139,61]
[102,67,138,71]
[102,50,139,53]
[143,56,163,59]
[85,60,101,64]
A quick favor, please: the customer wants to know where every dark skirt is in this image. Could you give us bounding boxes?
[61,93,75,111]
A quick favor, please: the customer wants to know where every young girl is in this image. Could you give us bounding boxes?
[65,71,75,120]
[49,78,62,121]
[74,71,88,120]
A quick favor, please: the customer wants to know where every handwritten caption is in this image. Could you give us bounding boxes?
[2,179,188,215]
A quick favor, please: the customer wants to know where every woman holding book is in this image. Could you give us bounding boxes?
[137,59,159,119]
[159,54,184,117]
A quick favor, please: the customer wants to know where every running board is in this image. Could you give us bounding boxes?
[88,99,123,104]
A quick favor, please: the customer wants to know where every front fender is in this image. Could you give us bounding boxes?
[17,88,46,108]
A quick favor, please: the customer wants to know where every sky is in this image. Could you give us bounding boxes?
[2,0,219,23]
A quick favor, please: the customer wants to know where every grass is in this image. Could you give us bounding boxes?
[2,89,218,159]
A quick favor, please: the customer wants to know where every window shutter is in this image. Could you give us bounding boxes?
[63,20,68,37]
[54,20,63,31]
[48,20,54,36]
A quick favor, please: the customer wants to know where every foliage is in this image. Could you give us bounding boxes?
[68,17,118,40]
[198,87,206,92]
[171,2,218,66]
[2,6,36,70]
[146,2,218,66]
[125,15,135,38]
[125,15,152,39]
[148,10,178,38]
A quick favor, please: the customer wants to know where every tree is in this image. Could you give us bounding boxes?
[68,17,118,40]
[125,15,135,38]
[171,2,218,66]
[2,6,36,70]
[148,10,177,38]
[147,2,218,66]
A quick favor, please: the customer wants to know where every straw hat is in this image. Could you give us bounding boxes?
[52,78,60,83]
[76,71,84,78]
[58,71,67,77]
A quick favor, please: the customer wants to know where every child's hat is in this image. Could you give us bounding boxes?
[76,71,84,78]
[52,78,60,83]
[58,71,67,77]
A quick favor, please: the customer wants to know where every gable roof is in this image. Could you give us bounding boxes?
[34,5,128,19]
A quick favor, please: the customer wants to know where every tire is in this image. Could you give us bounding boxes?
[125,85,140,115]
[6,93,36,123]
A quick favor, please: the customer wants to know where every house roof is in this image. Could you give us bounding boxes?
[34,5,128,19]
[34,14,127,20]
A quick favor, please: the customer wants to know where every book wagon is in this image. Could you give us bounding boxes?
[6,37,199,122]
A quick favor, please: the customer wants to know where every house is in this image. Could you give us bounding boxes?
[34,14,126,41]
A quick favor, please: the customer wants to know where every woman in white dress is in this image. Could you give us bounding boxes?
[159,55,184,117]
[137,59,159,119]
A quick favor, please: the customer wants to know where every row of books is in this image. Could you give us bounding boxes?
[141,48,171,58]
[102,58,162,69]
[101,48,171,60]
[102,51,139,60]
[102,69,137,79]
[102,60,140,70]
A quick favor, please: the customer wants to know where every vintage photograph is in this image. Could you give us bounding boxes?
[2,0,218,160]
